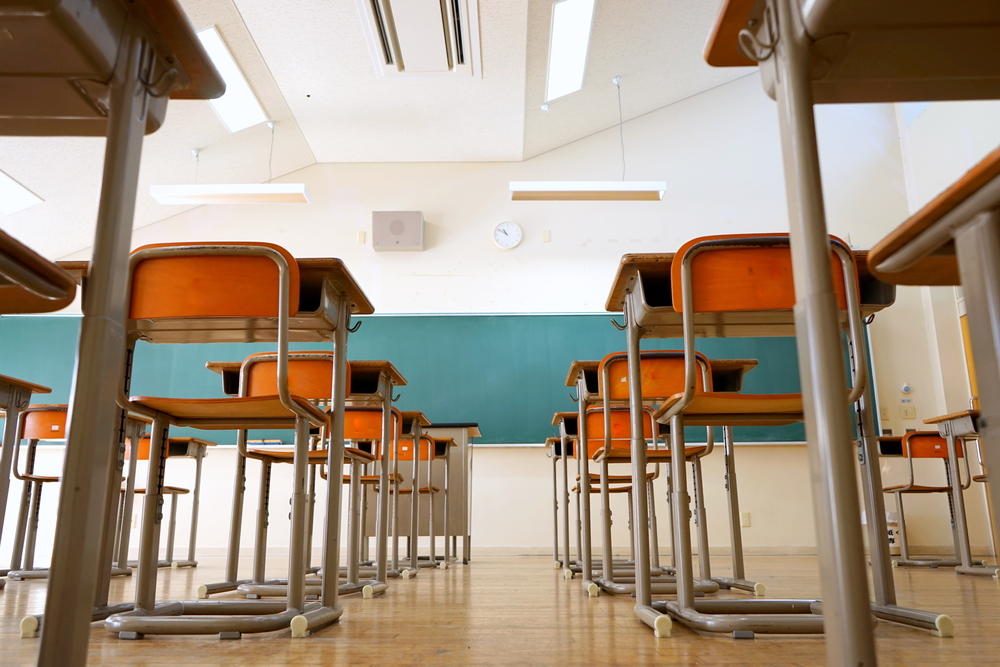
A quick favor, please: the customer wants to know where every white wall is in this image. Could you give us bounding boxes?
[12,75,992,560]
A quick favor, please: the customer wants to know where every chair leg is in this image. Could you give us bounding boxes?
[600,460,614,584]
[135,418,169,614]
[252,461,272,585]
[22,481,44,571]
[164,493,178,565]
[627,488,635,564]
[8,476,34,573]
[692,458,711,581]
[185,451,204,566]
[647,477,660,571]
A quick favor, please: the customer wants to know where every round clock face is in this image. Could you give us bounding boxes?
[493,222,522,249]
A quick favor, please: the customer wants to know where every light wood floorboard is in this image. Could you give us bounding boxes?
[1,555,998,665]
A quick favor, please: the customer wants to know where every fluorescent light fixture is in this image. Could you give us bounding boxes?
[510,181,665,201]
[0,171,42,215]
[150,183,310,205]
[196,26,268,133]
[545,0,595,101]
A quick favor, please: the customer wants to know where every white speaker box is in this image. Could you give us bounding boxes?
[372,211,424,251]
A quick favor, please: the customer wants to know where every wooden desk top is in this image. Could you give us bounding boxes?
[605,249,886,312]
[140,0,225,100]
[205,361,242,376]
[551,412,579,426]
[58,257,375,315]
[0,230,78,314]
[347,360,407,387]
[711,359,759,375]
[400,411,432,427]
[869,145,1000,286]
[0,374,51,395]
[296,258,374,315]
[924,410,979,425]
[703,0,757,68]
[565,361,599,388]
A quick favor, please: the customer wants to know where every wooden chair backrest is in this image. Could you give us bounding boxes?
[129,242,299,320]
[601,350,710,400]
[345,406,401,443]
[902,432,964,459]
[672,234,853,313]
[583,406,654,458]
[242,352,349,400]
[22,406,68,440]
[397,435,435,462]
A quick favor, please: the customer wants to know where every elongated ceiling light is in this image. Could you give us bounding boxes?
[149,183,309,205]
[545,0,595,101]
[0,170,42,215]
[197,26,268,133]
[509,181,665,201]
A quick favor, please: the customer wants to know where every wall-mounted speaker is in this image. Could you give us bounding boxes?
[372,211,424,251]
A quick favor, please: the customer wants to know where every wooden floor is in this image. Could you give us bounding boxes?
[0,555,998,665]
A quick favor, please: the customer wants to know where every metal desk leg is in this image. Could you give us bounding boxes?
[371,387,392,587]
[552,451,560,567]
[561,432,571,575]
[577,375,598,596]
[955,210,1000,578]
[945,431,999,577]
[38,17,161,667]
[185,448,204,567]
[116,433,140,573]
[0,393,28,587]
[6,436,34,575]
[442,442,451,568]
[409,433,420,572]
[766,0,877,661]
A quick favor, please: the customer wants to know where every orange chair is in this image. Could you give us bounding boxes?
[123,434,215,570]
[599,349,761,595]
[883,432,974,569]
[633,234,866,638]
[6,406,147,583]
[105,241,370,640]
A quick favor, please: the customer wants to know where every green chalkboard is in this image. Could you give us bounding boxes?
[0,315,806,444]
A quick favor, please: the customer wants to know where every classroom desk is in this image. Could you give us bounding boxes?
[552,412,582,579]
[869,145,1000,586]
[421,423,479,564]
[0,377,52,590]
[121,437,216,570]
[398,411,432,574]
[2,2,224,662]
[705,2,1000,660]
[603,249,944,642]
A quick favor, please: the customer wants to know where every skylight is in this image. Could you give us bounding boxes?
[545,0,595,102]
[196,26,268,133]
[0,170,42,216]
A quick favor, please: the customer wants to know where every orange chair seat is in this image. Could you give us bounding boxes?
[974,474,987,483]
[129,395,329,428]
[135,486,190,495]
[883,484,952,494]
[653,393,803,425]
[597,446,706,463]
[21,473,60,483]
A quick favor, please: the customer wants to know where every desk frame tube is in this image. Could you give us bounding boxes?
[39,18,163,665]
[955,210,1000,578]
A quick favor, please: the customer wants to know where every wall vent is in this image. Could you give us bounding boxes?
[356,0,481,78]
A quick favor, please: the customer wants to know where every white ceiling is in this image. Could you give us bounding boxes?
[0,0,752,260]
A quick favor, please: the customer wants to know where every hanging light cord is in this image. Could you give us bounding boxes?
[614,76,625,181]
[267,121,276,184]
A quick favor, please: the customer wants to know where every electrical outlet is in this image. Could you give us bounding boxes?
[900,405,916,420]
[741,512,751,527]
[131,513,137,529]
[879,406,890,421]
